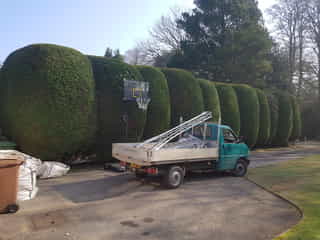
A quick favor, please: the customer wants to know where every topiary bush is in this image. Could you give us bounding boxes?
[232,84,260,148]
[0,44,96,160]
[301,102,320,140]
[161,68,204,126]
[88,56,146,161]
[264,90,279,144]
[273,93,293,146]
[290,96,302,141]
[198,79,221,122]
[256,89,271,146]
[215,83,241,135]
[137,66,170,139]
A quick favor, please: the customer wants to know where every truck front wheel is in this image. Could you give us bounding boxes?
[162,166,184,189]
[232,159,248,177]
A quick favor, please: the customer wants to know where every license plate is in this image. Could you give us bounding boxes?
[130,163,141,169]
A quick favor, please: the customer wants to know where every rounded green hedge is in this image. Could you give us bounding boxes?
[215,83,241,135]
[198,79,221,122]
[88,56,146,161]
[161,68,204,126]
[290,96,302,141]
[256,89,271,146]
[301,103,320,139]
[137,66,170,139]
[265,91,279,144]
[0,44,96,160]
[273,93,293,146]
[232,84,260,148]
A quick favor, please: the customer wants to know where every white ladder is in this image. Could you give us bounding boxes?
[137,111,212,151]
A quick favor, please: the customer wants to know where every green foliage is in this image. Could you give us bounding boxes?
[0,44,96,160]
[290,96,302,141]
[233,84,260,148]
[88,56,146,161]
[264,90,279,144]
[198,79,221,122]
[256,89,271,146]
[301,103,320,139]
[137,66,171,139]
[172,0,272,87]
[273,93,293,146]
[161,68,204,126]
[215,83,240,135]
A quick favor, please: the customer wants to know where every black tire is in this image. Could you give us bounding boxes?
[162,166,184,189]
[6,204,19,214]
[232,159,248,177]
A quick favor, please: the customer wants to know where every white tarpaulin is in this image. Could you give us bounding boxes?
[0,150,70,201]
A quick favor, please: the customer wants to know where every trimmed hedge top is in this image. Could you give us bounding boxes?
[233,84,260,148]
[161,68,204,126]
[215,83,241,135]
[0,44,96,160]
[198,79,221,122]
[256,89,271,146]
[88,56,146,161]
[137,66,171,139]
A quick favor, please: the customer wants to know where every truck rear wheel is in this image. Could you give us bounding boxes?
[232,159,247,177]
[162,166,184,189]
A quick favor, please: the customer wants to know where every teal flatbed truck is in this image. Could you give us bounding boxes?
[113,112,250,189]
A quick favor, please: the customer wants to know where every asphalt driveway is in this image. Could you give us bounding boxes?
[1,145,319,240]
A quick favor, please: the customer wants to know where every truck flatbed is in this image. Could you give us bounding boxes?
[112,143,219,166]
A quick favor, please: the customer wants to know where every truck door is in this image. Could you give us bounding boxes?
[218,128,241,170]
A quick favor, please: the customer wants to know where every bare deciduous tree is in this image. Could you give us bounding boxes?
[306,0,320,101]
[125,7,186,66]
[268,0,308,92]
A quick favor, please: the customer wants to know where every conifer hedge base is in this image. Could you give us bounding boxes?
[161,68,204,127]
[215,83,241,135]
[198,79,221,122]
[0,44,96,160]
[88,56,146,161]
[137,66,171,139]
[233,84,260,148]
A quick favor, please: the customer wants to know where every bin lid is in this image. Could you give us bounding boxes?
[0,159,24,168]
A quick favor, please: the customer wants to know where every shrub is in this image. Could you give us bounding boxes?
[0,44,96,160]
[137,66,170,139]
[161,68,204,126]
[290,96,302,141]
[198,79,221,122]
[302,103,320,139]
[232,84,260,148]
[273,93,293,146]
[88,56,146,161]
[265,91,279,144]
[256,89,271,146]
[215,83,241,135]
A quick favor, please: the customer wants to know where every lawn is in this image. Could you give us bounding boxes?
[248,155,320,240]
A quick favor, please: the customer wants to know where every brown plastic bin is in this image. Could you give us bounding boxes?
[0,158,24,214]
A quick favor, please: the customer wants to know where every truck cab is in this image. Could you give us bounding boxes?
[192,123,249,172]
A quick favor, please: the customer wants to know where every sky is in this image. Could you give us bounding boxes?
[0,0,275,62]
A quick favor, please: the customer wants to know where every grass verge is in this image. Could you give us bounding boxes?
[248,155,320,240]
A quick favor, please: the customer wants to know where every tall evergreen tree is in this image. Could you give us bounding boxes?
[170,0,272,87]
